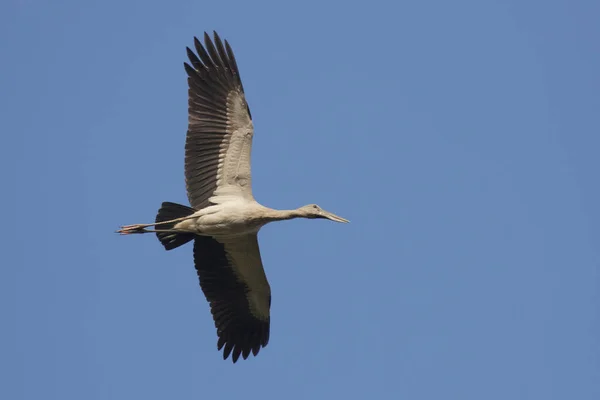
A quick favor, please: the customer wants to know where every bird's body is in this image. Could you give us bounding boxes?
[118,31,347,363]
[174,200,282,237]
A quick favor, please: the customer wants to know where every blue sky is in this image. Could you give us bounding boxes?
[2,0,598,399]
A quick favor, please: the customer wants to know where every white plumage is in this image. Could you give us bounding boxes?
[118,31,348,363]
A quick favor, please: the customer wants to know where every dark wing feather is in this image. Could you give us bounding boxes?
[184,31,253,210]
[193,234,271,363]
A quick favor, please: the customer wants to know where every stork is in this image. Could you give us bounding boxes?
[118,31,348,363]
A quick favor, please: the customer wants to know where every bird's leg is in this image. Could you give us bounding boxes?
[117,227,177,235]
[117,215,197,235]
[116,225,150,235]
[128,228,176,233]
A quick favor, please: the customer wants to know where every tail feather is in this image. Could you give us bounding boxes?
[155,202,196,250]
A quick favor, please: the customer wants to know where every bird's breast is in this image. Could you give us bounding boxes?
[193,203,265,236]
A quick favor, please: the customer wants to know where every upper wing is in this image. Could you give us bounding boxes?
[183,32,255,210]
[193,233,271,363]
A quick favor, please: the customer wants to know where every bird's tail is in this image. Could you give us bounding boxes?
[155,202,196,251]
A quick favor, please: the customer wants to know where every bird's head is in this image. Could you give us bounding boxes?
[298,204,349,223]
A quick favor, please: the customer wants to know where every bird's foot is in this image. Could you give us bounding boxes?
[116,224,150,235]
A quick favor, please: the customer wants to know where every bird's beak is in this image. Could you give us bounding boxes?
[321,210,350,223]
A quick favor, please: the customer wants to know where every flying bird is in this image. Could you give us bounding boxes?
[118,31,348,363]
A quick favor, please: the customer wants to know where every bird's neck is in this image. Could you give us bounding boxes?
[265,208,304,222]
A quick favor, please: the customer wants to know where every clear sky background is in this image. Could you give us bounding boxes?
[1,0,598,399]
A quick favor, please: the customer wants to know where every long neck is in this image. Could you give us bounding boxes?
[264,208,304,222]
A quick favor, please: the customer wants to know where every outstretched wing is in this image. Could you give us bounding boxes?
[183,31,255,210]
[193,233,271,363]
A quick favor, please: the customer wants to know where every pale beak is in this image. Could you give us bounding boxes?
[321,210,350,223]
